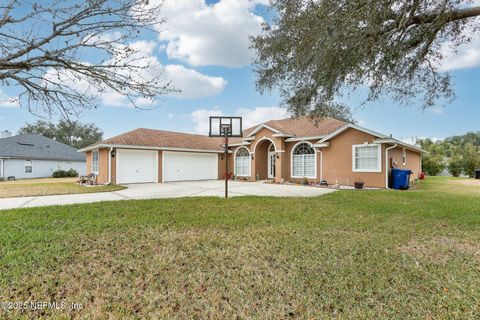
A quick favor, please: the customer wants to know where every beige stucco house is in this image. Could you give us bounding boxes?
[79,117,423,188]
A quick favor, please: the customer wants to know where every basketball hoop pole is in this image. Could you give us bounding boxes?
[224,131,228,198]
[208,116,242,199]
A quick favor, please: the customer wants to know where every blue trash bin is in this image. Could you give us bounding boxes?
[391,168,413,190]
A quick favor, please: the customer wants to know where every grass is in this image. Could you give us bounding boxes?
[0,177,479,319]
[0,177,125,198]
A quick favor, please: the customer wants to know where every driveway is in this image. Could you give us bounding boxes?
[0,180,336,210]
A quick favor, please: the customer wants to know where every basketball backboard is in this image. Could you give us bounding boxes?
[209,116,242,137]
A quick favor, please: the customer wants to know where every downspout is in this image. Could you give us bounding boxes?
[385,144,398,189]
[319,149,323,181]
[106,147,113,185]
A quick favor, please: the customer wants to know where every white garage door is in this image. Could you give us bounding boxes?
[163,151,218,182]
[117,149,158,184]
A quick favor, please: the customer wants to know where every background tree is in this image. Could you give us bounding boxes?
[418,131,480,177]
[462,145,480,177]
[0,0,171,118]
[252,0,480,118]
[19,120,103,149]
[422,154,446,176]
[448,155,464,177]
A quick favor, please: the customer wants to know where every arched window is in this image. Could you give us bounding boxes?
[269,143,275,152]
[292,143,316,178]
[235,147,250,176]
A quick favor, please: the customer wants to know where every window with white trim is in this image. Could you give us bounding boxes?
[292,143,315,178]
[92,150,99,173]
[235,147,250,176]
[24,160,32,173]
[402,147,407,165]
[353,144,381,172]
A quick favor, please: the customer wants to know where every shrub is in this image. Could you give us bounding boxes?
[52,169,78,178]
[67,168,78,177]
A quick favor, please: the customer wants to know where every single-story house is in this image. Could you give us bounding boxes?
[79,117,423,188]
[0,133,86,179]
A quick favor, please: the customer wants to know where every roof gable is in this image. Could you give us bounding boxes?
[317,124,388,143]
[244,117,346,138]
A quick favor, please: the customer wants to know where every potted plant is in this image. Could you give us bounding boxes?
[354,179,365,189]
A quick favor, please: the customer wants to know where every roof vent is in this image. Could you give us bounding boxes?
[1,130,12,138]
[17,142,34,146]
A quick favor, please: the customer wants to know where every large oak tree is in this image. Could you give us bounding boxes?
[0,0,171,118]
[252,0,480,119]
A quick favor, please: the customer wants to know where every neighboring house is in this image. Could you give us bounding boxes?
[79,117,423,188]
[0,133,86,179]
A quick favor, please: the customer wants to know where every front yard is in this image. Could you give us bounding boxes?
[0,177,125,198]
[0,177,479,319]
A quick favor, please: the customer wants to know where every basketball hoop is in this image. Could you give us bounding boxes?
[209,116,242,138]
[209,116,243,198]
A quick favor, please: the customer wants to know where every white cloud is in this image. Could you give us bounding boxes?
[401,136,443,145]
[190,107,224,133]
[438,26,480,71]
[43,38,227,107]
[429,105,445,114]
[0,89,19,107]
[235,106,287,128]
[156,0,266,67]
[189,106,287,134]
[164,65,226,98]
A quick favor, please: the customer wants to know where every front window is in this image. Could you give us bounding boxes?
[292,143,316,178]
[235,147,250,176]
[402,148,407,165]
[24,160,32,173]
[92,150,99,173]
[353,144,381,172]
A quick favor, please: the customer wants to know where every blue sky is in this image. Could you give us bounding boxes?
[1,0,479,141]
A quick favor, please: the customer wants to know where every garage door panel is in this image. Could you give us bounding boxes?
[163,152,218,182]
[117,149,158,184]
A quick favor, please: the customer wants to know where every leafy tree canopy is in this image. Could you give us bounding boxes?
[18,120,103,149]
[252,0,480,119]
[418,131,480,177]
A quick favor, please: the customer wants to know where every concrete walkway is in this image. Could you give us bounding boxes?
[0,180,336,210]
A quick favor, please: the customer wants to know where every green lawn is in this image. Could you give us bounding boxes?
[0,177,125,198]
[0,177,479,319]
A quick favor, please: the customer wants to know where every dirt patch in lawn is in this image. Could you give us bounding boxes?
[0,177,125,198]
[0,177,77,184]
[398,237,480,263]
[452,179,480,187]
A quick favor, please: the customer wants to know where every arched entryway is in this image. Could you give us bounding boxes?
[254,139,277,180]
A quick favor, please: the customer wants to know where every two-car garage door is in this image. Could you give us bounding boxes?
[116,149,218,184]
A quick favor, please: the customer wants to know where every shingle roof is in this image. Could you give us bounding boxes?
[0,134,85,161]
[101,128,226,151]
[243,117,347,137]
[86,117,347,152]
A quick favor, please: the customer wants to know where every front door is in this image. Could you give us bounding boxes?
[268,152,276,179]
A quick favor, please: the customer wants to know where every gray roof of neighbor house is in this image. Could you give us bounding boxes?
[0,134,86,161]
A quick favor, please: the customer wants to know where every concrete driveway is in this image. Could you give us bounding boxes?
[0,180,336,210]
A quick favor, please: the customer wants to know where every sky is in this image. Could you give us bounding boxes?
[1,0,480,142]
